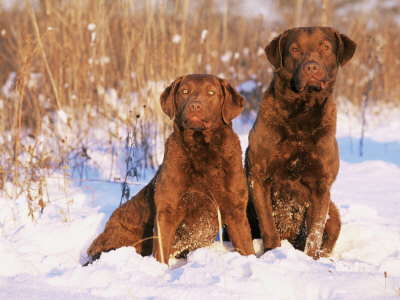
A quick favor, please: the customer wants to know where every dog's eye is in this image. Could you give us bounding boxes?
[291,47,299,53]
[182,89,189,94]
[208,90,215,95]
[322,44,329,51]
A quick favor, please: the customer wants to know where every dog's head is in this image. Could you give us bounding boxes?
[160,74,245,130]
[266,27,356,93]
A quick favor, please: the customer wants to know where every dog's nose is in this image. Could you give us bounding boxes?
[303,60,320,75]
[189,101,202,112]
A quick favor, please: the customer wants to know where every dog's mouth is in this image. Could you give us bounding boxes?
[183,115,212,130]
[297,77,328,92]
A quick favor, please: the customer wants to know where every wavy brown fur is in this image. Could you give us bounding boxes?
[246,27,356,259]
[87,74,255,264]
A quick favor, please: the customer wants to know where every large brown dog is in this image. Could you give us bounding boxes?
[87,74,255,264]
[246,27,356,259]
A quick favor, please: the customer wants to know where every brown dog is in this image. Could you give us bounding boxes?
[87,74,255,264]
[246,27,356,259]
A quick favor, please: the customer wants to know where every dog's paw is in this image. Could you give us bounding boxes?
[305,236,322,260]
[263,235,281,251]
[82,253,101,266]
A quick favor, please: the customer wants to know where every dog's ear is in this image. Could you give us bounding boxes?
[334,31,356,66]
[265,32,287,70]
[220,78,245,124]
[160,76,183,120]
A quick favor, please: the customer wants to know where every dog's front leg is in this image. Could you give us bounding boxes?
[304,189,330,259]
[220,194,255,256]
[305,128,339,259]
[248,170,281,251]
[152,201,184,265]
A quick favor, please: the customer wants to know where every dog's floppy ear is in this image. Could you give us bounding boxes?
[265,32,287,71]
[160,76,183,120]
[334,30,356,66]
[220,78,245,124]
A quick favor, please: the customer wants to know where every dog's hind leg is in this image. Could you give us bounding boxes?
[87,183,155,261]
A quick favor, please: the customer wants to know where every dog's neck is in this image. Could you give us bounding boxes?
[173,122,230,150]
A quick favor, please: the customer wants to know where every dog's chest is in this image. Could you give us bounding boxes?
[270,104,328,177]
[184,142,226,184]
[286,104,325,137]
[271,136,323,182]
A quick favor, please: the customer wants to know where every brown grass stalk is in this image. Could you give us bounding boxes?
[26,0,61,110]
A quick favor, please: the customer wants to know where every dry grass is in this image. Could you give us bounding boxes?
[0,0,399,213]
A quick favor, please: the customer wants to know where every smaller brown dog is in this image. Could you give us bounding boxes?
[87,74,255,264]
[246,27,356,259]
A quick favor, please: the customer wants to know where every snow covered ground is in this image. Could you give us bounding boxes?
[1,104,400,299]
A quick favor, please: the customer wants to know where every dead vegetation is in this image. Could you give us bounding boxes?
[0,0,399,214]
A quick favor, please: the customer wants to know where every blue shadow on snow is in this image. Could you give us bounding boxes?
[338,137,400,166]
